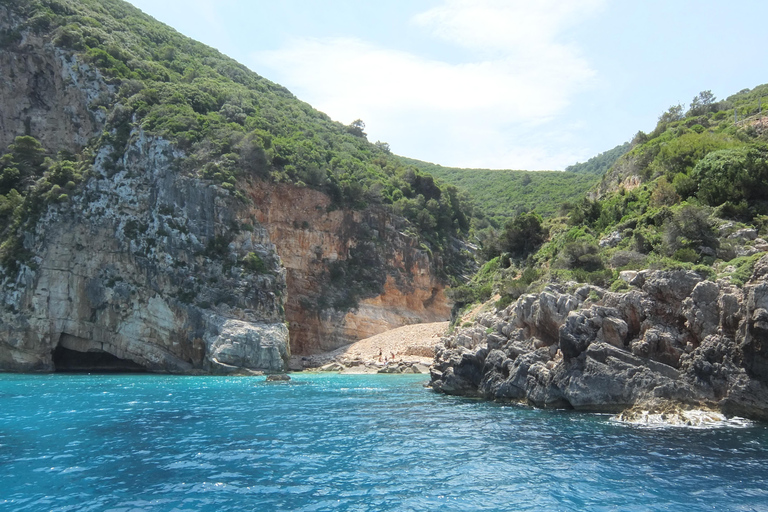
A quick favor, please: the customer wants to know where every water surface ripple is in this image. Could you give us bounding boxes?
[1,373,767,511]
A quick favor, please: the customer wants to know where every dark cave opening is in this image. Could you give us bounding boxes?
[52,345,147,373]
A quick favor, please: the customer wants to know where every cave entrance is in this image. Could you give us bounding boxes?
[52,343,147,373]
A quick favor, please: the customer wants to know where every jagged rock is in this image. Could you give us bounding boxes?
[512,289,581,345]
[601,317,628,348]
[430,267,768,420]
[728,228,758,241]
[0,132,291,373]
[683,281,720,341]
[619,270,638,284]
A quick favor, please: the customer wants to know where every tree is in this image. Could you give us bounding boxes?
[650,177,680,207]
[0,136,46,194]
[688,90,716,116]
[663,205,718,255]
[502,212,546,258]
[347,119,367,138]
[658,104,684,125]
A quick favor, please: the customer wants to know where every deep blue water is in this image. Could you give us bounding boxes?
[1,373,767,512]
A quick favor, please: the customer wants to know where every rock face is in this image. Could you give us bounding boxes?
[430,264,768,421]
[0,22,109,153]
[0,20,451,370]
[247,183,451,354]
[0,130,290,373]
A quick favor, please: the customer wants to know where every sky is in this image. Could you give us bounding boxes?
[125,0,768,171]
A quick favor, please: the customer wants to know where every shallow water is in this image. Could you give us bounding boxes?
[1,373,767,511]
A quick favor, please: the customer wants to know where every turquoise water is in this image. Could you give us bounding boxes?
[1,374,767,511]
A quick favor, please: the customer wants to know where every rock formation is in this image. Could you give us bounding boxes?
[0,129,290,373]
[247,182,450,354]
[0,10,451,372]
[430,261,768,421]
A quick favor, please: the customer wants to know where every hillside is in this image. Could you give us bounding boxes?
[400,158,600,224]
[450,84,768,310]
[0,0,472,372]
[565,141,630,175]
[0,0,470,249]
[431,84,768,421]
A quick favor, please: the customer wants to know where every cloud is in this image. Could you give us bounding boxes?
[250,0,604,170]
[413,0,604,53]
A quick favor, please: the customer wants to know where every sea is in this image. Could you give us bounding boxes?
[1,373,767,512]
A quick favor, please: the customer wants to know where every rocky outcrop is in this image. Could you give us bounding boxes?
[247,183,451,354]
[0,20,109,153]
[431,263,768,421]
[0,130,290,373]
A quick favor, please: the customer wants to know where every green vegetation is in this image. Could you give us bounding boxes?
[565,142,631,175]
[401,158,599,225]
[4,0,768,321]
[0,135,88,268]
[452,85,768,315]
[0,0,470,270]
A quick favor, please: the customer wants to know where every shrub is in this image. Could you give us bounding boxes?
[663,205,718,255]
[672,172,698,199]
[693,145,768,207]
[673,247,699,263]
[650,177,679,207]
[610,250,646,269]
[242,252,268,273]
[558,241,603,271]
[501,212,547,259]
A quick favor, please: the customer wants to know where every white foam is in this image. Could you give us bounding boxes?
[611,409,754,429]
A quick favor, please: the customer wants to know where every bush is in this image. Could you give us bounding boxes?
[650,177,679,206]
[673,247,699,263]
[501,212,547,259]
[609,250,646,269]
[242,252,268,273]
[663,205,718,255]
[672,172,697,199]
[558,241,603,271]
[693,145,768,207]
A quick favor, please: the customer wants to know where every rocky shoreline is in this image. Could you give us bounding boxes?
[429,257,768,422]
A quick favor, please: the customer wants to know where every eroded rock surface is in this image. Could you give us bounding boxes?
[248,183,451,354]
[431,265,768,421]
[0,131,290,373]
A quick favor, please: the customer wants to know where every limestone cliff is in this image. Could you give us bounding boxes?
[0,22,109,153]
[247,182,451,354]
[0,130,290,373]
[430,261,768,421]
[0,9,453,371]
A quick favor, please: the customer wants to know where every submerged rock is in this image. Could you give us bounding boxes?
[431,264,768,421]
